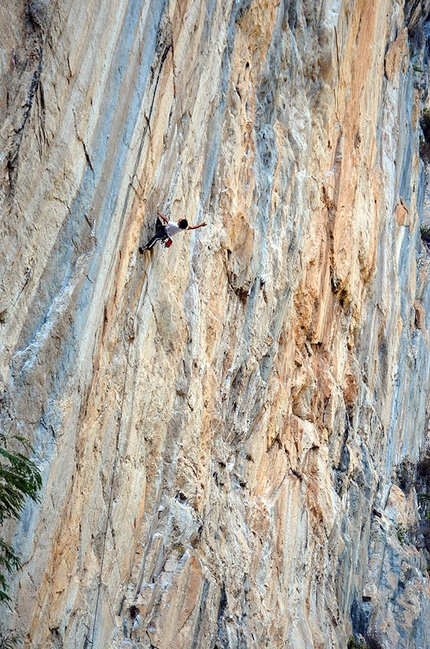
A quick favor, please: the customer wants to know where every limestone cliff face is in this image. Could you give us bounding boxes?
[1,0,430,647]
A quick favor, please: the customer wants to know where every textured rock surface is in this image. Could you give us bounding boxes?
[1,0,430,647]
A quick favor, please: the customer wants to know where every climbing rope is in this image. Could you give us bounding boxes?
[82,22,173,649]
[85,264,148,648]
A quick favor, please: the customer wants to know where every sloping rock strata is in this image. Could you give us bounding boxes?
[1,0,430,647]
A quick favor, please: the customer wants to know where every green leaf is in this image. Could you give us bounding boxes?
[0,433,42,606]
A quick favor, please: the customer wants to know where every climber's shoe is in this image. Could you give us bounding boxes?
[139,246,147,253]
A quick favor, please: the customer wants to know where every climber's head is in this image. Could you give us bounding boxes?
[178,219,188,230]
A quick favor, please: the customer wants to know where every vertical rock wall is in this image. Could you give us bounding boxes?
[1,0,430,647]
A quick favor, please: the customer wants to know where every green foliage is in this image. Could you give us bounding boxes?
[347,637,369,649]
[0,432,42,602]
[420,109,430,164]
[0,539,21,603]
[418,493,430,502]
[420,225,430,245]
[396,522,408,546]
[0,436,42,523]
[173,543,186,558]
[0,633,20,648]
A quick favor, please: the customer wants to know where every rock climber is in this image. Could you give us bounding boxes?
[139,209,206,252]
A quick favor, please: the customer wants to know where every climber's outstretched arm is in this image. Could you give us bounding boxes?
[187,222,207,230]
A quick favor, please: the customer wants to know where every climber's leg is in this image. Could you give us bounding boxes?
[139,224,167,252]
